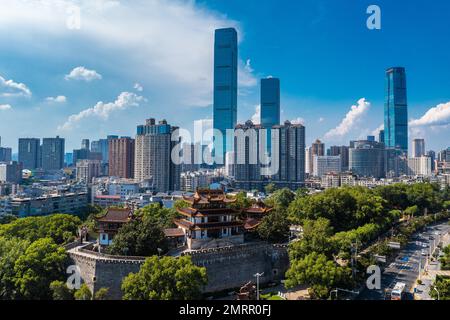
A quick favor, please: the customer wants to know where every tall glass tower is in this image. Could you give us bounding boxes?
[384,67,408,153]
[213,28,238,163]
[261,77,280,128]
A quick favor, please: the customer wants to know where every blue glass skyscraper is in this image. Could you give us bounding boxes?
[384,67,408,153]
[213,28,238,162]
[260,77,280,128]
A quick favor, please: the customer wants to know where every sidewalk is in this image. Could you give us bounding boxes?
[414,233,450,300]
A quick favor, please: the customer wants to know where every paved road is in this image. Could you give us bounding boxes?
[357,219,450,300]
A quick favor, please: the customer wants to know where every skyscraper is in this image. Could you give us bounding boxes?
[349,139,385,179]
[309,139,325,174]
[41,136,65,171]
[134,119,180,192]
[18,138,40,169]
[384,67,408,153]
[260,77,280,128]
[81,139,90,150]
[109,137,135,179]
[412,138,425,157]
[213,28,238,162]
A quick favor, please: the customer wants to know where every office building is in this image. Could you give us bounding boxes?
[41,136,65,171]
[327,145,350,171]
[213,28,238,161]
[384,67,408,153]
[109,137,135,179]
[313,155,342,178]
[412,138,425,157]
[349,139,385,179]
[260,77,280,128]
[0,161,22,183]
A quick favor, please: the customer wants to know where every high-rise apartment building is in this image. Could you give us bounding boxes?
[313,155,342,178]
[327,145,350,171]
[134,118,180,192]
[41,136,65,171]
[384,67,408,153]
[309,139,325,174]
[213,28,238,161]
[109,137,135,179]
[18,138,40,169]
[76,159,102,183]
[408,156,432,176]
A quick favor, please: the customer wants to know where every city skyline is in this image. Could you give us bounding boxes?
[0,0,449,153]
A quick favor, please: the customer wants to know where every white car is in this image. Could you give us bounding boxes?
[421,249,428,256]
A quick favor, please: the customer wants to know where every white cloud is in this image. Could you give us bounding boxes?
[0,104,12,111]
[318,117,325,123]
[0,75,31,97]
[291,117,305,125]
[324,98,371,140]
[58,92,145,131]
[134,83,143,92]
[65,66,102,82]
[371,123,384,137]
[251,105,261,124]
[409,101,450,127]
[46,95,67,103]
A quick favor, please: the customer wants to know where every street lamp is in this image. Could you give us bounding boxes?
[434,287,440,301]
[253,272,264,301]
[329,289,338,300]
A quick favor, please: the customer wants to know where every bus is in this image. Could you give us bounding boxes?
[391,282,406,300]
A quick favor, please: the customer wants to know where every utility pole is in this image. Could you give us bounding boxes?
[434,287,440,300]
[254,272,264,301]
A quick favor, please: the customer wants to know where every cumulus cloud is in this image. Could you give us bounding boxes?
[65,66,102,82]
[58,92,145,130]
[0,75,31,97]
[291,117,305,125]
[46,95,67,103]
[0,104,12,111]
[134,83,143,92]
[409,101,450,127]
[251,105,261,124]
[324,98,371,140]
[371,123,384,137]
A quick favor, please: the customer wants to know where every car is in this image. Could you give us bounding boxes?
[421,249,428,256]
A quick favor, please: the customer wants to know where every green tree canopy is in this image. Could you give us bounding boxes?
[257,210,290,243]
[265,188,295,212]
[106,216,168,257]
[74,284,92,300]
[50,280,74,300]
[0,214,81,245]
[285,252,352,299]
[13,238,69,299]
[122,255,207,300]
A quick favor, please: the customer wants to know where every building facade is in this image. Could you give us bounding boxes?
[41,136,65,171]
[384,67,408,153]
[76,159,102,183]
[109,137,135,179]
[349,139,385,179]
[313,155,342,178]
[213,28,238,160]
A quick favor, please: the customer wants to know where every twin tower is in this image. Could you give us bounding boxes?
[213,28,280,158]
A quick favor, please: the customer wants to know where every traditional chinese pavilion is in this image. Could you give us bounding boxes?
[243,201,273,232]
[94,208,133,246]
[175,189,244,250]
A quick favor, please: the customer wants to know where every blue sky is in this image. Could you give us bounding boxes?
[0,0,449,153]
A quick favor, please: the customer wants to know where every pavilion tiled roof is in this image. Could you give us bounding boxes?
[182,189,236,205]
[95,208,132,223]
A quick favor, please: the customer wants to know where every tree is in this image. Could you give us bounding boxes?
[122,255,207,300]
[94,287,110,300]
[285,252,352,299]
[107,216,168,257]
[229,192,253,210]
[13,238,69,299]
[257,210,290,243]
[0,214,17,225]
[74,284,92,300]
[0,214,81,245]
[289,218,335,260]
[265,188,295,212]
[50,280,74,300]
[264,183,277,195]
[0,237,30,299]
[404,205,419,219]
[136,203,179,229]
[430,276,450,300]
